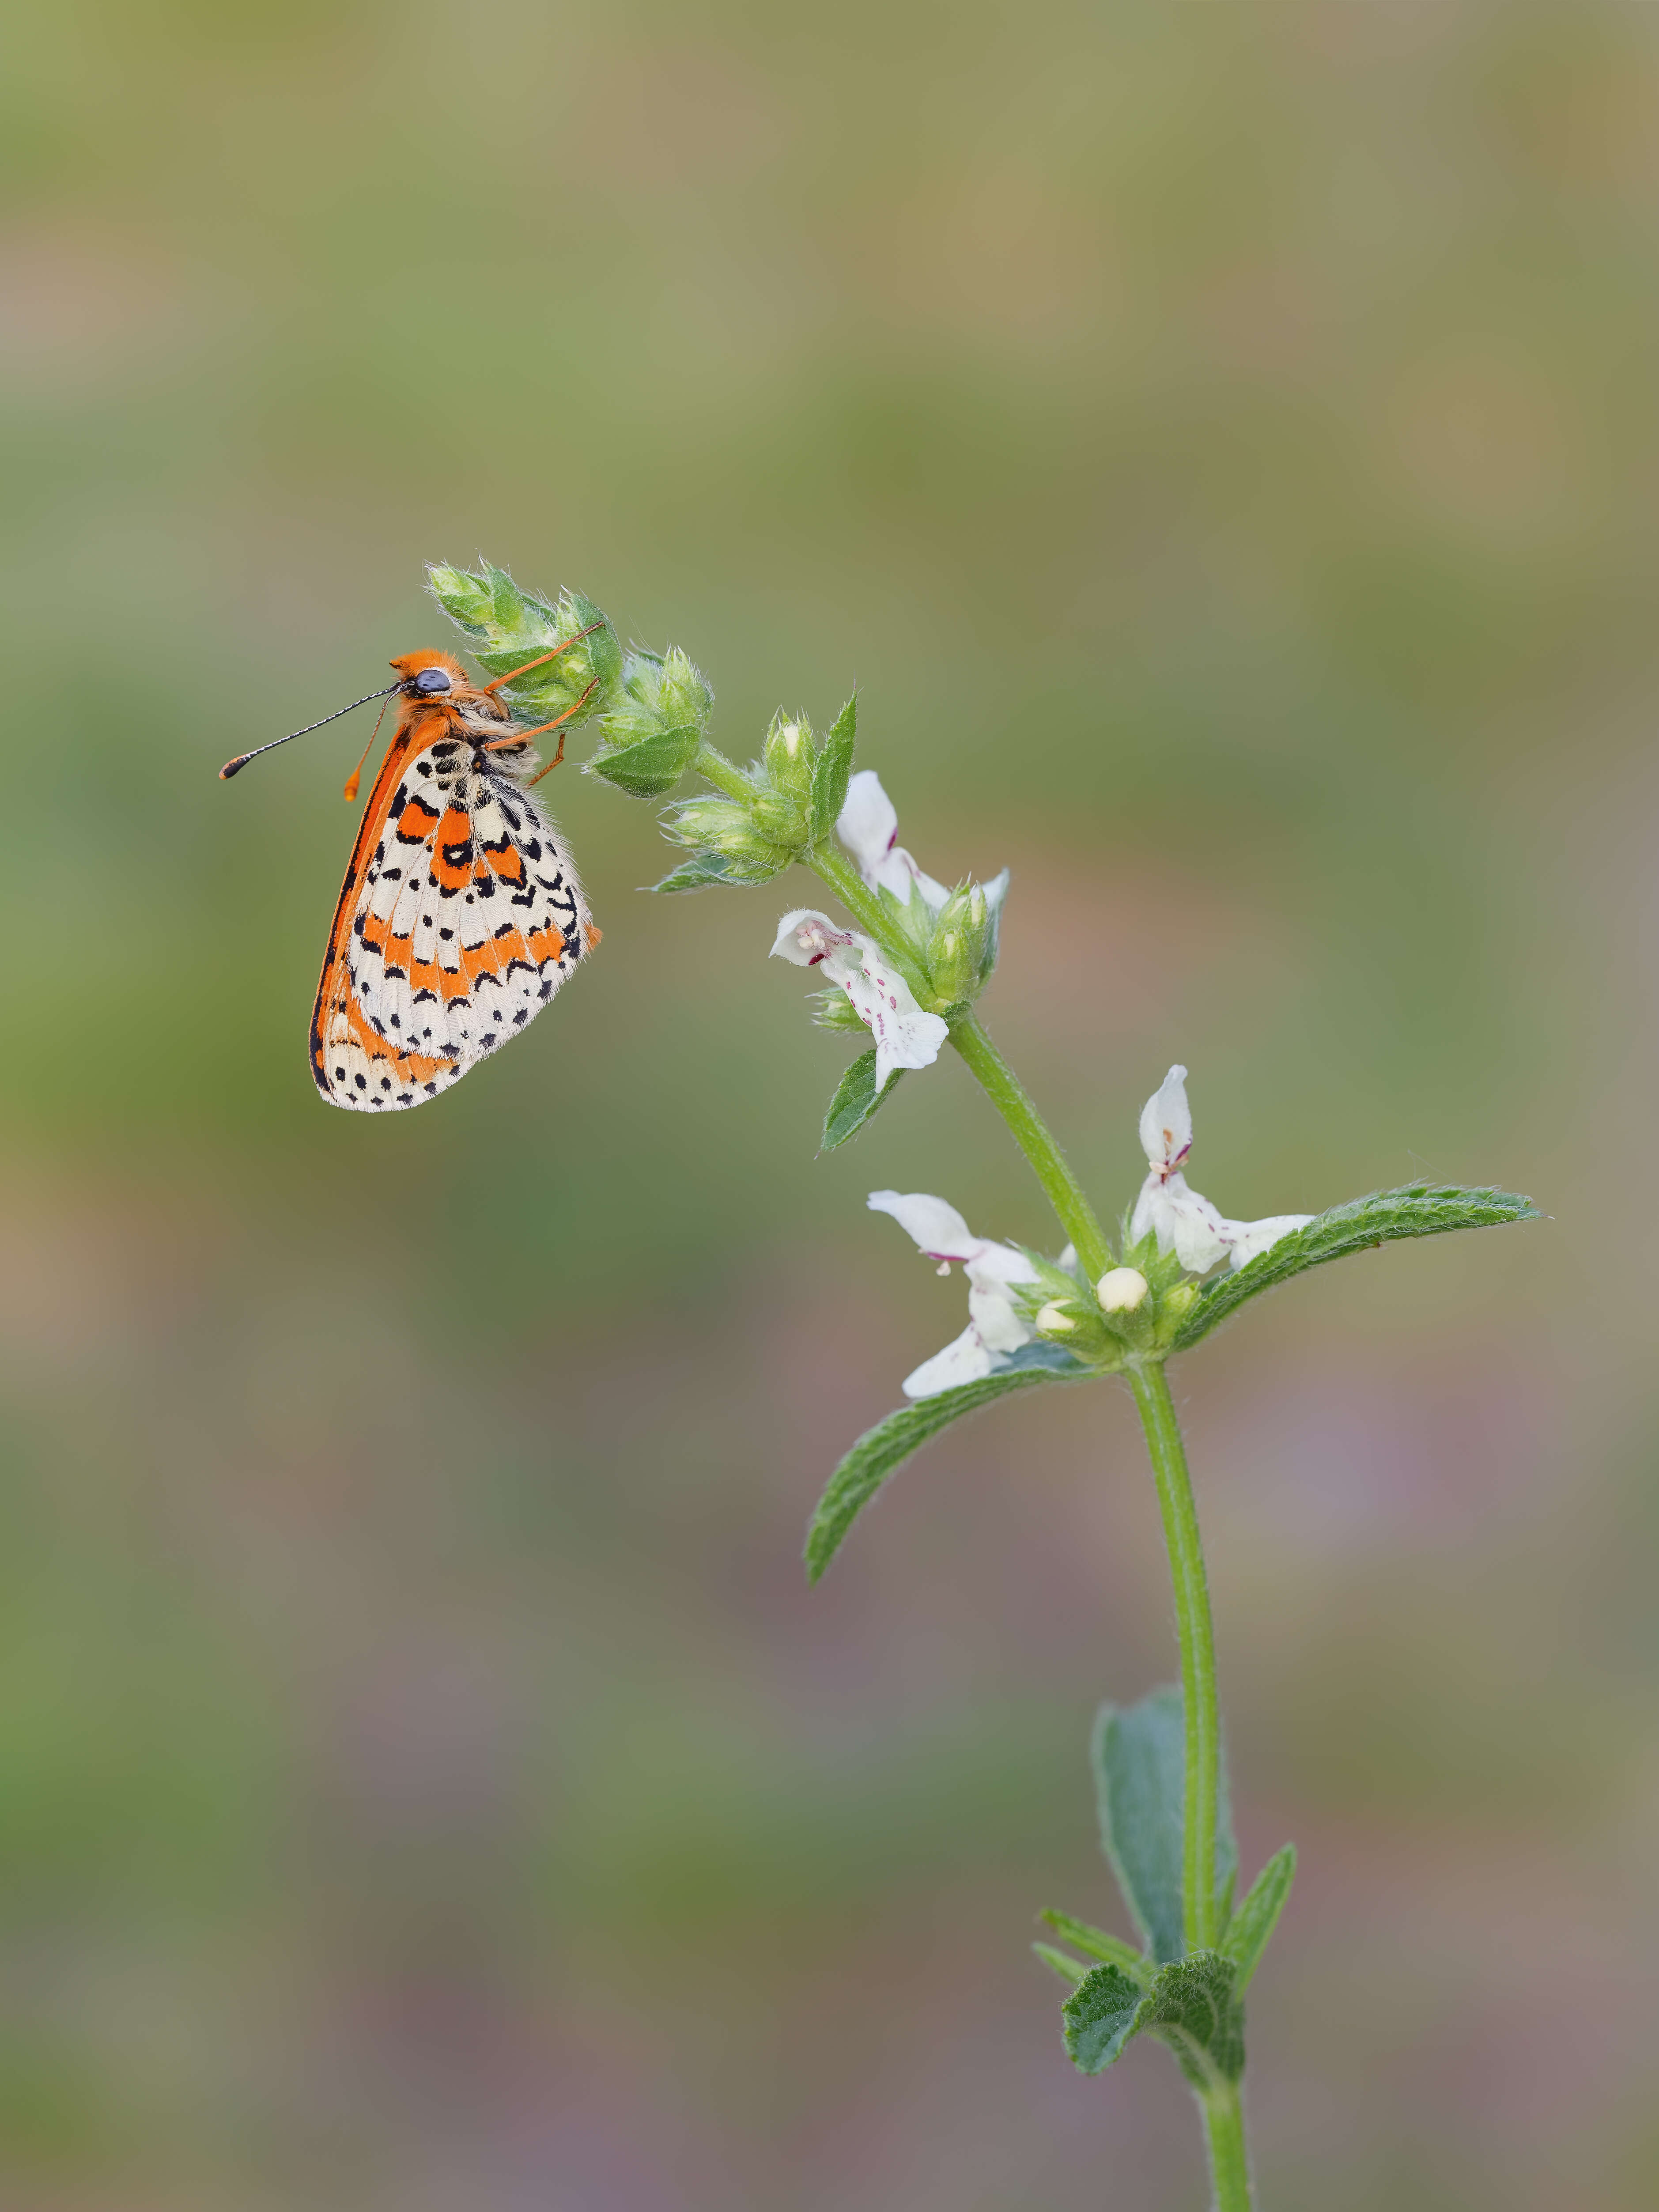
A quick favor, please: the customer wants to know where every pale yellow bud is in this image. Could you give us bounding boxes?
[1096,1267,1149,1313]
[1035,1301,1077,1333]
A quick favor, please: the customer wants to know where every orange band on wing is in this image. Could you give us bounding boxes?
[432,805,474,892]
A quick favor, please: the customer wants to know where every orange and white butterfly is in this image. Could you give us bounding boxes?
[222,641,600,1111]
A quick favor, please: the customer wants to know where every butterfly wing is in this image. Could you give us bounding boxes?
[311,728,595,1111]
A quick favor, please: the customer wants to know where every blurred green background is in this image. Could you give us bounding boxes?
[2,1,1653,2205]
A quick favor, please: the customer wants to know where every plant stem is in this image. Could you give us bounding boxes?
[693,740,755,805]
[948,1013,1113,1282]
[1126,1360,1221,1953]
[1130,1362,1252,2208]
[1199,2084,1254,2212]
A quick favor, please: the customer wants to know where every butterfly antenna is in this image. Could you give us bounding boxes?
[342,694,393,803]
[219,683,401,780]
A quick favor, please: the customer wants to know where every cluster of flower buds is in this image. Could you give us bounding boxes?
[656,708,824,886]
[427,561,623,731]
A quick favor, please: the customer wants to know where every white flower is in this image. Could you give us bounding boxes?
[867,1190,1040,1397]
[836,770,952,911]
[771,911,949,1092]
[1130,1065,1314,1274]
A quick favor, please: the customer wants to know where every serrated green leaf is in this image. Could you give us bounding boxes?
[1033,1943,1089,1987]
[1061,1963,1145,2074]
[822,1049,903,1151]
[1094,1689,1236,1965]
[587,724,704,798]
[804,1345,1094,1583]
[1058,1949,1244,2086]
[1137,1951,1244,2088]
[1039,1910,1151,1984]
[1219,1845,1295,1993]
[648,851,741,894]
[1173,1183,1540,1352]
[807,696,856,843]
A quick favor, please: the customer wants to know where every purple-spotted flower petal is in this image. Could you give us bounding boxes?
[837,771,950,911]
[1130,1065,1314,1274]
[868,1189,1040,1396]
[771,911,949,1092]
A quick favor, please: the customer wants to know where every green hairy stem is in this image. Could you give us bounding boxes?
[1201,2084,1254,2212]
[1127,1362,1222,1955]
[946,1015,1113,1284]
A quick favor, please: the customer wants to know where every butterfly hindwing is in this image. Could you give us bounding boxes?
[311,733,593,1112]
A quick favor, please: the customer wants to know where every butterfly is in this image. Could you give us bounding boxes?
[222,639,601,1111]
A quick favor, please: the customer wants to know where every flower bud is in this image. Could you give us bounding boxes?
[1035,1301,1077,1334]
[926,883,990,1004]
[1096,1267,1149,1313]
[666,796,752,851]
[751,787,808,848]
[589,644,714,799]
[660,796,791,880]
[763,711,816,808]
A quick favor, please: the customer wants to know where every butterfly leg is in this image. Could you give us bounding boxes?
[481,622,605,696]
[481,676,601,784]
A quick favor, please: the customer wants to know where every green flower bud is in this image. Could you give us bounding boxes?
[751,787,807,847]
[661,796,790,881]
[926,881,995,1004]
[428,561,623,726]
[590,645,715,800]
[762,711,817,809]
[665,797,754,851]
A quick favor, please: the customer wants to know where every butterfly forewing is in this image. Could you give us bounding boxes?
[311,727,593,1111]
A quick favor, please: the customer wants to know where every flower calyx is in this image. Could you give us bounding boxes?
[590,643,716,802]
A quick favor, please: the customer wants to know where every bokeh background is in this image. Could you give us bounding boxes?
[3,1,1655,2205]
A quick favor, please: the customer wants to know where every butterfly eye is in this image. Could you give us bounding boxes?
[412,667,452,695]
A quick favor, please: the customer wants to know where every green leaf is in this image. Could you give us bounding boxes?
[1094,1688,1236,1965]
[1173,1182,1540,1352]
[804,1345,1093,1583]
[807,696,856,844]
[1038,1909,1151,1985]
[1061,1963,1146,2074]
[588,724,704,799]
[1136,1951,1244,2089]
[1033,1943,1089,1987]
[1058,1950,1244,2085]
[1220,1845,1295,1993]
[822,1049,903,1150]
[648,851,742,894]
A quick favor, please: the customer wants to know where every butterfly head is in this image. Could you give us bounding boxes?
[391,649,472,701]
